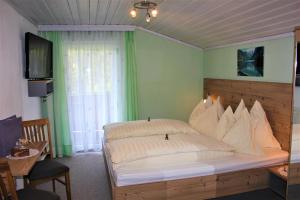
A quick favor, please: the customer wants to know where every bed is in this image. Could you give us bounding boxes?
[103,78,293,200]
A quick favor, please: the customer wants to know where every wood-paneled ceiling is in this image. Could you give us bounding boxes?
[6,0,300,48]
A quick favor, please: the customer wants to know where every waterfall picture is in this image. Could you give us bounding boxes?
[237,46,264,77]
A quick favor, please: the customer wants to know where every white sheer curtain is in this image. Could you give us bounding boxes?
[62,32,125,153]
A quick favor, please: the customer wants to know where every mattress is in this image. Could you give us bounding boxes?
[112,148,288,186]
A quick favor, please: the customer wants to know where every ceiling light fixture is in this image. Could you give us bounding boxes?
[151,8,158,18]
[130,9,137,18]
[145,12,151,23]
[130,0,158,22]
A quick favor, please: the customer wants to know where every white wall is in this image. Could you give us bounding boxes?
[295,87,300,108]
[294,86,300,124]
[0,0,41,120]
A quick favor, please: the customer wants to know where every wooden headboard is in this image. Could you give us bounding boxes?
[204,78,293,151]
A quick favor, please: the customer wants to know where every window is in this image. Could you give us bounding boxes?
[62,32,124,152]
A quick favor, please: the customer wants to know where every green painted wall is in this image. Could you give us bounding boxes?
[204,36,294,83]
[134,31,293,121]
[135,30,203,121]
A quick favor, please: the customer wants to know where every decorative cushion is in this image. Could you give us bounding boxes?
[0,115,16,121]
[0,116,22,157]
[189,103,219,136]
[17,188,60,200]
[28,159,69,180]
[213,106,236,140]
[215,96,224,120]
[234,99,245,120]
[189,96,213,125]
[223,108,264,155]
[204,96,213,108]
[250,100,281,149]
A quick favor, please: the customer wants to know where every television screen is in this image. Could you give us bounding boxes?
[25,32,53,79]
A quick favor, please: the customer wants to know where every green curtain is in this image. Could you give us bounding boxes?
[125,31,139,121]
[39,32,72,157]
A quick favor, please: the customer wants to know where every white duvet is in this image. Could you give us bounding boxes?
[105,119,235,165]
[104,119,199,141]
[107,132,235,164]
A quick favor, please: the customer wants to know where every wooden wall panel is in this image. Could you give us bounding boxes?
[204,78,293,151]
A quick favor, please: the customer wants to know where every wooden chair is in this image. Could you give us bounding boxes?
[22,119,71,200]
[0,159,60,200]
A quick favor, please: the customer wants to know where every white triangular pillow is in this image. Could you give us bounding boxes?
[189,96,213,125]
[215,96,225,120]
[250,101,281,149]
[234,99,245,120]
[223,108,264,155]
[213,106,236,140]
[190,103,219,137]
[205,96,213,108]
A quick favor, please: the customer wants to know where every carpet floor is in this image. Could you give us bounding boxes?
[37,153,111,200]
[36,153,283,200]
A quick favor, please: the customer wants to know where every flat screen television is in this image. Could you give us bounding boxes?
[25,32,53,79]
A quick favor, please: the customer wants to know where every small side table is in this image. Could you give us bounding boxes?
[268,165,288,198]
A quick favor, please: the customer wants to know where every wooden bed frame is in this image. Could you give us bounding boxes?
[288,162,300,185]
[103,78,293,200]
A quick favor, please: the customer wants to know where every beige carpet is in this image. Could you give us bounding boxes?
[37,153,111,200]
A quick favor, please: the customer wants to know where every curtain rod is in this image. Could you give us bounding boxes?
[38,25,136,32]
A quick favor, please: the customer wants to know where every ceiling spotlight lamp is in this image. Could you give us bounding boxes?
[129,0,159,22]
[146,12,151,23]
[130,9,137,18]
[151,8,158,18]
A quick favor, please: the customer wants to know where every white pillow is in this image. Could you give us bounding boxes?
[205,96,213,108]
[213,106,236,140]
[223,108,264,155]
[250,100,281,149]
[189,96,213,125]
[189,103,219,137]
[234,99,245,120]
[215,96,225,120]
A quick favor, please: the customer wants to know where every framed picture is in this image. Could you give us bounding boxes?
[237,46,264,77]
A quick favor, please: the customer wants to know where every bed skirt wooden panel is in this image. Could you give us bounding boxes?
[103,145,270,200]
[288,162,300,185]
[114,169,269,200]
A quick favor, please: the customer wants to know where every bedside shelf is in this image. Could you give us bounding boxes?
[269,165,288,181]
[268,165,288,198]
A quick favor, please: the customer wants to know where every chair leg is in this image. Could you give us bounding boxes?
[65,171,71,200]
[25,178,36,189]
[23,178,29,187]
[52,179,56,192]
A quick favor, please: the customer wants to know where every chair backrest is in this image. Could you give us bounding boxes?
[0,159,18,200]
[22,118,53,159]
